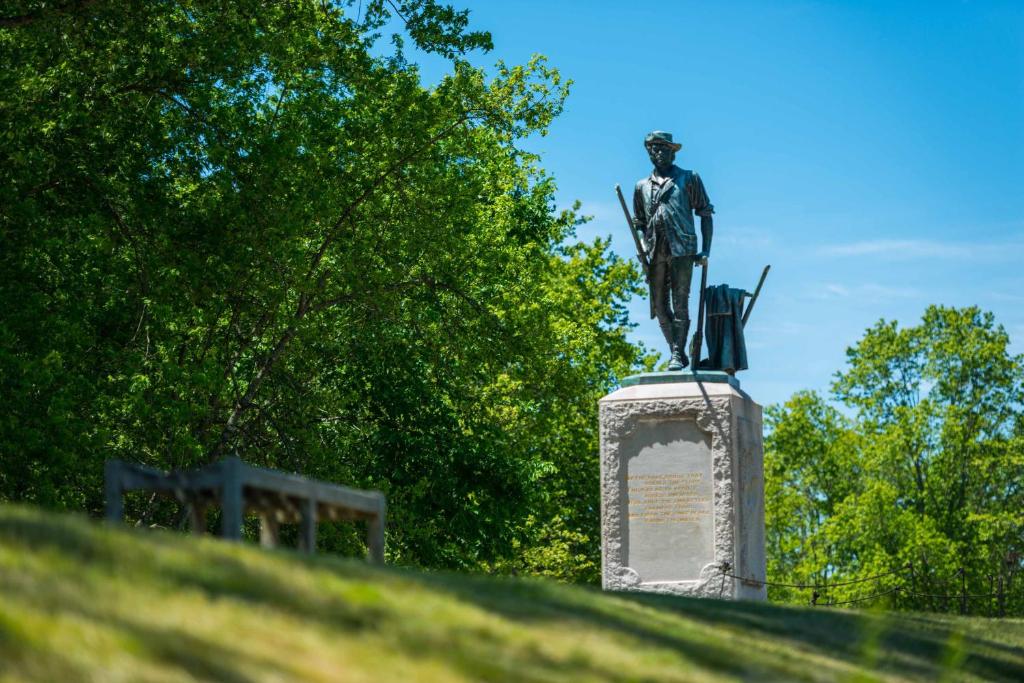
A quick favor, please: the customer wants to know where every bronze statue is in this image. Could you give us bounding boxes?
[626,131,714,370]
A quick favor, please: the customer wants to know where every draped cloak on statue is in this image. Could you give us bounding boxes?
[700,284,748,374]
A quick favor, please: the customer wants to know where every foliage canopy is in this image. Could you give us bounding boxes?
[765,306,1024,614]
[0,0,647,579]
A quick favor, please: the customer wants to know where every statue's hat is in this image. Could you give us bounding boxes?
[644,130,682,151]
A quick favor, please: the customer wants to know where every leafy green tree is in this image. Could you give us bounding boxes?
[765,306,1024,613]
[0,0,646,578]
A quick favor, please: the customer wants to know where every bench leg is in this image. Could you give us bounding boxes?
[104,460,125,523]
[299,498,317,553]
[259,514,280,548]
[221,459,244,541]
[367,498,385,564]
[188,502,207,536]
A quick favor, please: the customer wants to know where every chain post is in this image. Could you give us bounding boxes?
[908,560,916,610]
[988,574,996,617]
[959,567,968,616]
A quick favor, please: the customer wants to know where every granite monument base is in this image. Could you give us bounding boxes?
[599,371,766,600]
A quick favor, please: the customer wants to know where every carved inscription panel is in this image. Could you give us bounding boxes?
[623,418,713,583]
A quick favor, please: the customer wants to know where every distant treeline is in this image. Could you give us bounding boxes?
[765,306,1024,615]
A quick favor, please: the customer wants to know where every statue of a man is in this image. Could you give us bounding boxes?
[632,130,714,370]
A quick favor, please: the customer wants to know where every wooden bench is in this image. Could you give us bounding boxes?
[104,457,385,563]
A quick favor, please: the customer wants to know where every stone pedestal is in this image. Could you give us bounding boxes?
[599,372,766,600]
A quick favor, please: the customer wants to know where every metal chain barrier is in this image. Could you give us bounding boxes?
[715,561,1018,615]
[823,585,903,607]
[716,562,910,590]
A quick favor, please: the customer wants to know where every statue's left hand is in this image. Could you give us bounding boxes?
[695,252,709,266]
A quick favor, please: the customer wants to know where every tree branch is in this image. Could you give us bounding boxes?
[208,106,509,459]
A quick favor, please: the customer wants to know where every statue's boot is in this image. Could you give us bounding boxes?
[668,320,690,371]
[658,321,675,366]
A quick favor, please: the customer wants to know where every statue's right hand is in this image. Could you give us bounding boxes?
[632,218,645,230]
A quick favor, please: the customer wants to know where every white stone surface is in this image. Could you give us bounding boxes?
[599,379,766,600]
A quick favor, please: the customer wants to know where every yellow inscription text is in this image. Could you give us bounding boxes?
[627,473,711,524]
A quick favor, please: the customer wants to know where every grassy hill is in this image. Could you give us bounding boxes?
[0,506,1021,682]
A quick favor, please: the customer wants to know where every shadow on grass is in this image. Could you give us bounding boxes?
[0,511,667,682]
[3,593,303,683]
[0,510,384,631]
[3,508,1024,682]
[412,570,1024,682]
[631,590,1024,680]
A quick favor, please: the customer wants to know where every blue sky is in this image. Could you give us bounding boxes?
[418,0,1024,406]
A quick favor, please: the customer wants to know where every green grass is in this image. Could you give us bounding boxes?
[0,506,1021,682]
